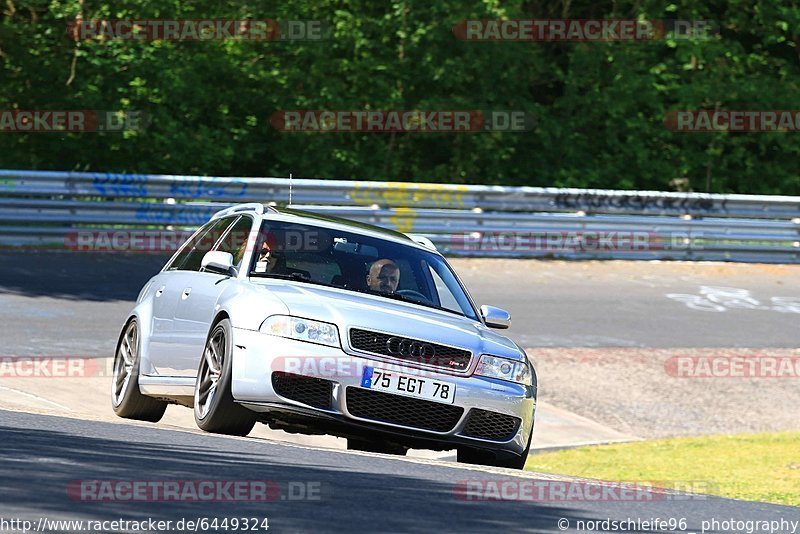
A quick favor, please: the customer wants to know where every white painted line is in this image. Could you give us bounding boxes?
[0,385,71,411]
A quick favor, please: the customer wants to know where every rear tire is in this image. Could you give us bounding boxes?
[193,318,256,436]
[111,319,168,422]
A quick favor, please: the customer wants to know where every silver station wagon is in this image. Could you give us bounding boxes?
[112,203,537,468]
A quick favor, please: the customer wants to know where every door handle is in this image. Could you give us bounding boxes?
[155,285,166,297]
[181,287,192,299]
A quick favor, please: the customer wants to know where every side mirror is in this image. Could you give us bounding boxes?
[480,305,511,329]
[201,251,235,276]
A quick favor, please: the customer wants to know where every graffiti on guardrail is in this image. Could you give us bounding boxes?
[386,207,416,233]
[91,175,150,196]
[91,176,248,198]
[167,179,248,198]
[553,192,725,213]
[2,169,799,262]
[350,182,468,207]
[665,286,800,313]
[134,205,218,224]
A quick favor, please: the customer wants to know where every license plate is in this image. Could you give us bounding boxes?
[360,366,456,404]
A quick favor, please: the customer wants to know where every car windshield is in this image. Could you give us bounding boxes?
[248,220,477,320]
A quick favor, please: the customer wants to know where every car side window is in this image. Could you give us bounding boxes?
[165,221,215,271]
[212,216,253,268]
[173,216,238,272]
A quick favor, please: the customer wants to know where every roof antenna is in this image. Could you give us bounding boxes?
[288,172,293,206]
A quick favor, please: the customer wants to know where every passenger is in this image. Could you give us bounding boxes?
[366,259,400,294]
[255,241,281,273]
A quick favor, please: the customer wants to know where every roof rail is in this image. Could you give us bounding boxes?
[211,203,265,220]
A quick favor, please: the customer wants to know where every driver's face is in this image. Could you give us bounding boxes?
[367,263,399,293]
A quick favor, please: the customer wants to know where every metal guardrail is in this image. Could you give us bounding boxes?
[0,170,798,263]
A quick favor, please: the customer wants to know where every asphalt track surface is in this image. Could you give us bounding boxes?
[1,409,797,533]
[1,252,799,357]
[1,252,798,531]
[453,259,800,348]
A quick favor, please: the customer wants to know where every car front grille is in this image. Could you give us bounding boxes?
[271,372,334,410]
[348,328,472,372]
[345,387,464,432]
[461,409,521,441]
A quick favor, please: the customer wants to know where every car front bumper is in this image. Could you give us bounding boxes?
[230,328,536,456]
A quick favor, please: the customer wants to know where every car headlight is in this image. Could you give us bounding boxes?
[475,354,532,385]
[259,315,340,347]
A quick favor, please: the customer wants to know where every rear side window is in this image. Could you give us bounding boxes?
[168,217,238,271]
[165,223,213,271]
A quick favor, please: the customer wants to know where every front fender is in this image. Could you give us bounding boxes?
[214,280,290,332]
[127,276,158,375]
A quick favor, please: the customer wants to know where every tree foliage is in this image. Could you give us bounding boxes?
[1,0,799,194]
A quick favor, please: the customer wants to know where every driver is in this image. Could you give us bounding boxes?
[366,259,400,294]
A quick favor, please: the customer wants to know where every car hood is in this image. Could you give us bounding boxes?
[251,279,525,361]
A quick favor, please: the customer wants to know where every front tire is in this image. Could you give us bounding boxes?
[193,318,256,436]
[111,319,168,422]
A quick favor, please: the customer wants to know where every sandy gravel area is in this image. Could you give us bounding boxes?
[527,347,800,438]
